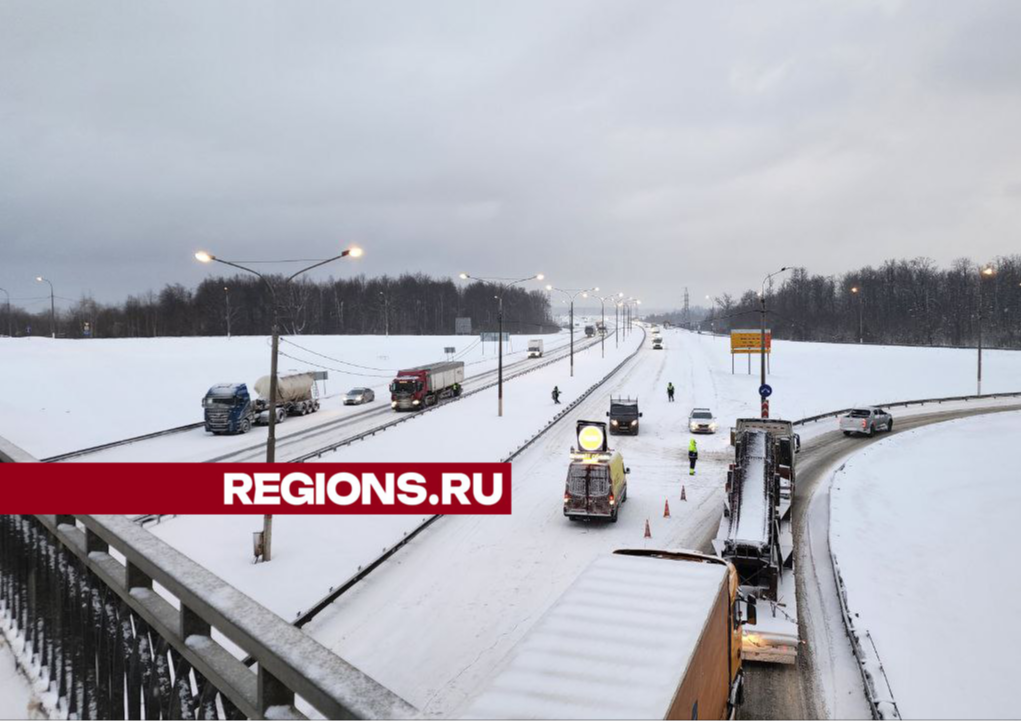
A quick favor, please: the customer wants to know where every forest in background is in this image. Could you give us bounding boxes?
[2,274,556,339]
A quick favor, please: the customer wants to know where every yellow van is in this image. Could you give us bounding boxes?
[564,421,630,522]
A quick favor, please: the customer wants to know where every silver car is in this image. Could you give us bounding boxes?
[343,387,375,405]
[688,408,717,434]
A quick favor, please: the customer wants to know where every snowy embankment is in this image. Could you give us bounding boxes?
[829,412,1021,719]
[0,330,572,458]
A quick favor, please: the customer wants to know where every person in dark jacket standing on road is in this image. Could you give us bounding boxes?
[688,438,698,475]
[552,386,561,404]
[667,382,675,402]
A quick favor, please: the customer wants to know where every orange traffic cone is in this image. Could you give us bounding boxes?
[663,499,671,518]
[644,519,652,538]
[680,485,687,501]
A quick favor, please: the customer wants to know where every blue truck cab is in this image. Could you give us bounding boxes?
[203,383,255,435]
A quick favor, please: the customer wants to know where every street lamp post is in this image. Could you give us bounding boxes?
[196,246,362,562]
[547,286,597,377]
[978,266,996,395]
[0,287,10,337]
[597,294,618,358]
[759,267,790,418]
[850,286,863,343]
[460,272,544,416]
[35,276,56,338]
[615,292,623,347]
[224,286,232,339]
[379,290,389,337]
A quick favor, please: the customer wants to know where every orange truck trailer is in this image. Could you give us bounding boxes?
[464,549,755,719]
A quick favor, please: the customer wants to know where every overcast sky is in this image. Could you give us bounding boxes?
[2,1,1020,311]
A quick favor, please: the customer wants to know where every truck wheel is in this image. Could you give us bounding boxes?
[277,408,286,423]
[887,419,894,433]
[240,418,252,434]
[866,423,874,437]
[842,431,851,437]
[610,510,618,523]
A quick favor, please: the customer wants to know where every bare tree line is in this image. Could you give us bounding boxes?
[683,256,1021,349]
[2,274,557,339]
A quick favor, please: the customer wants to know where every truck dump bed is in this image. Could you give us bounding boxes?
[464,553,730,719]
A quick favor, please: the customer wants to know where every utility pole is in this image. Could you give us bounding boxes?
[36,277,56,338]
[760,268,790,418]
[379,290,389,337]
[850,286,863,343]
[978,266,996,395]
[0,288,10,337]
[460,272,544,416]
[547,286,598,377]
[196,246,363,562]
[224,286,232,339]
[683,287,690,329]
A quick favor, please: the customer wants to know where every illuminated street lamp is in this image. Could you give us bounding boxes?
[547,285,598,376]
[978,266,996,395]
[195,245,362,562]
[459,272,544,416]
[850,286,863,344]
[35,276,56,338]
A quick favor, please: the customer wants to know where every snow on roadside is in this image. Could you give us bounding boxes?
[148,328,644,621]
[0,639,36,720]
[0,331,573,458]
[829,411,1021,719]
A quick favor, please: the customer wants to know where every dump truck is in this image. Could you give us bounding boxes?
[389,361,464,410]
[202,372,321,435]
[527,339,544,358]
[715,418,800,664]
[464,549,754,720]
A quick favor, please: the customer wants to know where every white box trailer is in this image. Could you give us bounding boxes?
[463,550,748,720]
[527,339,544,358]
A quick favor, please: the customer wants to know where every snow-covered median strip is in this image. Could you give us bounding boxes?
[829,411,1021,719]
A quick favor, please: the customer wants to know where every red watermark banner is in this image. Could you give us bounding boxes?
[0,463,511,514]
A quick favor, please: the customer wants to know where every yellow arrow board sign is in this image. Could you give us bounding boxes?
[731,329,771,354]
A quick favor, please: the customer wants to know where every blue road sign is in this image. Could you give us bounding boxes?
[759,384,773,398]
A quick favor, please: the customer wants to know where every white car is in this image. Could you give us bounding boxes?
[839,407,893,437]
[688,408,717,434]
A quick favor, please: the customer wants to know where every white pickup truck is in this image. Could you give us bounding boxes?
[839,407,893,437]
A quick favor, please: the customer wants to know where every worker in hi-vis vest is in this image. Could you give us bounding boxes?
[688,438,698,475]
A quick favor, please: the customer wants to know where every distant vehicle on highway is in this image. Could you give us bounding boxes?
[343,387,375,405]
[607,397,642,435]
[202,372,321,435]
[840,407,893,437]
[652,337,663,349]
[527,339,544,358]
[584,325,596,337]
[689,408,718,434]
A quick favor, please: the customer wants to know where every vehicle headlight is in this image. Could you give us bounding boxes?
[709,422,718,430]
[630,420,638,426]
[413,399,420,405]
[391,401,397,407]
[611,420,618,426]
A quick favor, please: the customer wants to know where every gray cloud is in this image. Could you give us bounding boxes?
[2,0,1020,310]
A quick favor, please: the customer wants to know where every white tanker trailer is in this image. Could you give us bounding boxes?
[202,372,322,435]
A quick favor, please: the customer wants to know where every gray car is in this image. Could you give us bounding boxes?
[343,387,375,405]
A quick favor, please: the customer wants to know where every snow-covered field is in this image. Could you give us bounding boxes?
[3,328,1021,715]
[0,330,581,458]
[829,412,1021,719]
